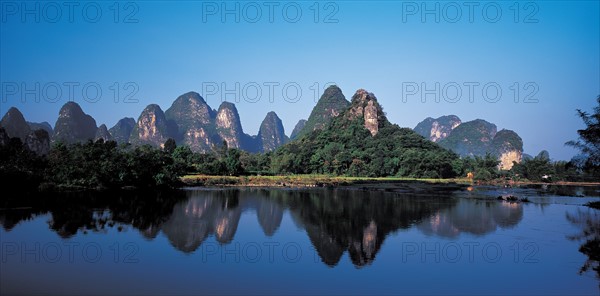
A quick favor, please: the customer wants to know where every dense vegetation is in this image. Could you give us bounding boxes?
[0,133,274,191]
[1,95,599,191]
[271,117,461,178]
[0,137,187,191]
[294,85,349,139]
[508,150,582,182]
[0,132,595,193]
[438,119,497,156]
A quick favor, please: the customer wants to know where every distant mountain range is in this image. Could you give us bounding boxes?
[414,116,523,169]
[0,85,525,169]
[0,91,289,154]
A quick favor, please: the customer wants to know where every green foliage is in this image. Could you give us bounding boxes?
[295,85,349,139]
[566,95,600,175]
[270,116,459,178]
[224,148,243,176]
[192,153,223,175]
[239,151,271,175]
[510,151,579,182]
[491,129,523,154]
[438,119,496,157]
[0,137,47,190]
[45,140,184,189]
[459,154,500,181]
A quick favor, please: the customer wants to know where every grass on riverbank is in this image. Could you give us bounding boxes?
[181,174,600,188]
[180,174,472,187]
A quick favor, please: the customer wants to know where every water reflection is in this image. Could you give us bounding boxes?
[280,189,458,267]
[418,199,523,238]
[525,184,600,197]
[161,191,242,252]
[0,190,186,238]
[567,208,600,280]
[0,187,528,267]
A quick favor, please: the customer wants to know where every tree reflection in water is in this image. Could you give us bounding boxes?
[0,187,528,268]
[566,208,600,280]
[0,190,186,238]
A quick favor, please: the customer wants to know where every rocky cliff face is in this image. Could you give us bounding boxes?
[296,85,350,138]
[414,115,462,142]
[290,119,307,140]
[159,92,286,153]
[25,129,50,155]
[0,107,31,141]
[165,92,219,153]
[438,119,497,157]
[215,102,245,150]
[0,128,9,146]
[0,108,50,154]
[27,121,53,135]
[95,124,113,142]
[491,129,523,170]
[129,104,174,148]
[257,112,288,152]
[497,151,522,170]
[53,102,98,144]
[109,117,135,144]
[346,89,386,136]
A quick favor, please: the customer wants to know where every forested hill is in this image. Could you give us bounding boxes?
[270,89,459,178]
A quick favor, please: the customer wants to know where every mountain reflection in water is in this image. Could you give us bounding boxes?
[0,187,528,267]
[418,199,523,238]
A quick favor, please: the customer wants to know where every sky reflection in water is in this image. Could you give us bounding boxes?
[1,186,598,295]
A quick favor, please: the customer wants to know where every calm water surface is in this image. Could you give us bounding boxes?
[1,184,599,295]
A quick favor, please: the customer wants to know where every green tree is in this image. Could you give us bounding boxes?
[461,154,500,181]
[566,96,600,167]
[172,145,194,173]
[0,136,47,190]
[510,151,553,181]
[224,148,243,176]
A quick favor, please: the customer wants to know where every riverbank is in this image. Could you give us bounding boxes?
[181,174,473,187]
[180,174,600,188]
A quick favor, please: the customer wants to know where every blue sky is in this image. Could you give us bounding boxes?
[1,0,598,160]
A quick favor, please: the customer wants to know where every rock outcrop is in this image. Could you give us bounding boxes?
[414,115,462,142]
[491,129,523,170]
[0,107,31,141]
[129,104,174,148]
[53,102,97,144]
[346,89,386,136]
[257,112,288,152]
[95,124,113,142]
[215,102,245,150]
[27,121,53,135]
[109,117,136,144]
[165,92,219,153]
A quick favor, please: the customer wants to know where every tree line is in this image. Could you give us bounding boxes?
[1,96,598,191]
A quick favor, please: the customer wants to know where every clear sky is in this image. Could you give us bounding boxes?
[1,0,598,160]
